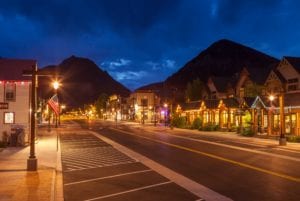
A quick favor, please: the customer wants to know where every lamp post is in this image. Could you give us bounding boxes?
[27,64,38,171]
[268,95,274,135]
[269,94,286,145]
[52,80,60,128]
[279,93,286,145]
[164,103,168,127]
[23,66,61,171]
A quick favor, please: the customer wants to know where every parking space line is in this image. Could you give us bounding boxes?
[64,169,152,186]
[84,181,172,201]
[64,161,138,172]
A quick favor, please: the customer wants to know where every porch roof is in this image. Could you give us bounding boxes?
[0,58,36,81]
[181,101,201,111]
[222,98,239,108]
[203,99,219,109]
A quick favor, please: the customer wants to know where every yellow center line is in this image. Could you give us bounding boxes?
[111,128,300,183]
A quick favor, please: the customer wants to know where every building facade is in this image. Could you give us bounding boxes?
[178,57,300,136]
[0,59,35,144]
[128,90,160,123]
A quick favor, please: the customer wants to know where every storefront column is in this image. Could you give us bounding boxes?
[251,109,255,132]
[297,112,300,136]
[267,109,272,135]
[261,109,264,133]
[227,108,231,129]
[219,110,222,128]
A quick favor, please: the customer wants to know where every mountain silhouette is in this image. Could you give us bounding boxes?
[139,39,279,101]
[38,56,130,108]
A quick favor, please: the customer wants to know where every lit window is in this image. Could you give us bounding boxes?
[5,83,16,101]
[4,112,14,124]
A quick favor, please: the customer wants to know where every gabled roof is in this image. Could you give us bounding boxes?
[181,101,201,111]
[203,99,219,109]
[242,97,256,108]
[0,58,36,81]
[222,98,239,108]
[273,69,286,83]
[210,76,233,93]
[284,56,300,73]
[246,65,274,85]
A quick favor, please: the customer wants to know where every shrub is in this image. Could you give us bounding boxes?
[171,115,187,128]
[0,141,7,148]
[191,118,202,130]
[202,123,219,131]
[241,127,255,137]
[286,135,300,143]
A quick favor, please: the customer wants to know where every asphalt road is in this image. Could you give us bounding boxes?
[60,122,201,201]
[79,120,300,201]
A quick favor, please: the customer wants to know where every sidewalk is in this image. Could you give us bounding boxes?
[0,126,63,201]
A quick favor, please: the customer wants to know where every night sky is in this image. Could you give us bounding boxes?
[1,0,300,90]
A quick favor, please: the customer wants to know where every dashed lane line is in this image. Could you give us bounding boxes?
[64,169,152,186]
[111,128,300,183]
[84,181,173,201]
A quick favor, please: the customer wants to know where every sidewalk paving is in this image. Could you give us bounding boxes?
[0,126,63,201]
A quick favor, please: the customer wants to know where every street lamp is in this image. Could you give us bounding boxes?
[164,103,168,126]
[52,80,60,127]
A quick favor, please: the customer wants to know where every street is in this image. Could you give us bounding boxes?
[60,122,201,201]
[61,120,300,201]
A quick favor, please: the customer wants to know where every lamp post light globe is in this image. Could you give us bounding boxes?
[52,80,60,90]
[269,95,275,102]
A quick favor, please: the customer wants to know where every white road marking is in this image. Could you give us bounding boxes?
[64,169,152,186]
[91,131,232,201]
[64,161,138,172]
[84,181,172,201]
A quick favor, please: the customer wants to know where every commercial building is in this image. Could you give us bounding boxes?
[0,58,36,144]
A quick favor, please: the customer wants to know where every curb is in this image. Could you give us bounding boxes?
[50,129,64,201]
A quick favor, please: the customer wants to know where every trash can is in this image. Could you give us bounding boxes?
[9,129,18,146]
[9,127,25,147]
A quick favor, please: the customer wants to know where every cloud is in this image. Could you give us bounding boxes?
[146,59,176,70]
[101,58,131,70]
[113,70,147,81]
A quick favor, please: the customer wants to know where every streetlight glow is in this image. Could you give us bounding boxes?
[269,95,275,102]
[52,80,60,90]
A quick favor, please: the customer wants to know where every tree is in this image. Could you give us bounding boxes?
[185,78,206,102]
[94,93,108,118]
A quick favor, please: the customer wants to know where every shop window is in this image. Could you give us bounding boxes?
[203,111,209,124]
[4,112,15,124]
[222,111,228,125]
[5,83,16,101]
[215,112,219,124]
[273,114,280,130]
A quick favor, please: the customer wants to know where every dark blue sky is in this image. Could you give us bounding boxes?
[1,0,300,90]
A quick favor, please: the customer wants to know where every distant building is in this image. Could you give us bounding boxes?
[129,90,160,123]
[0,58,36,144]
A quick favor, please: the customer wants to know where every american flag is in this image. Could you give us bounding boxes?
[48,94,59,115]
